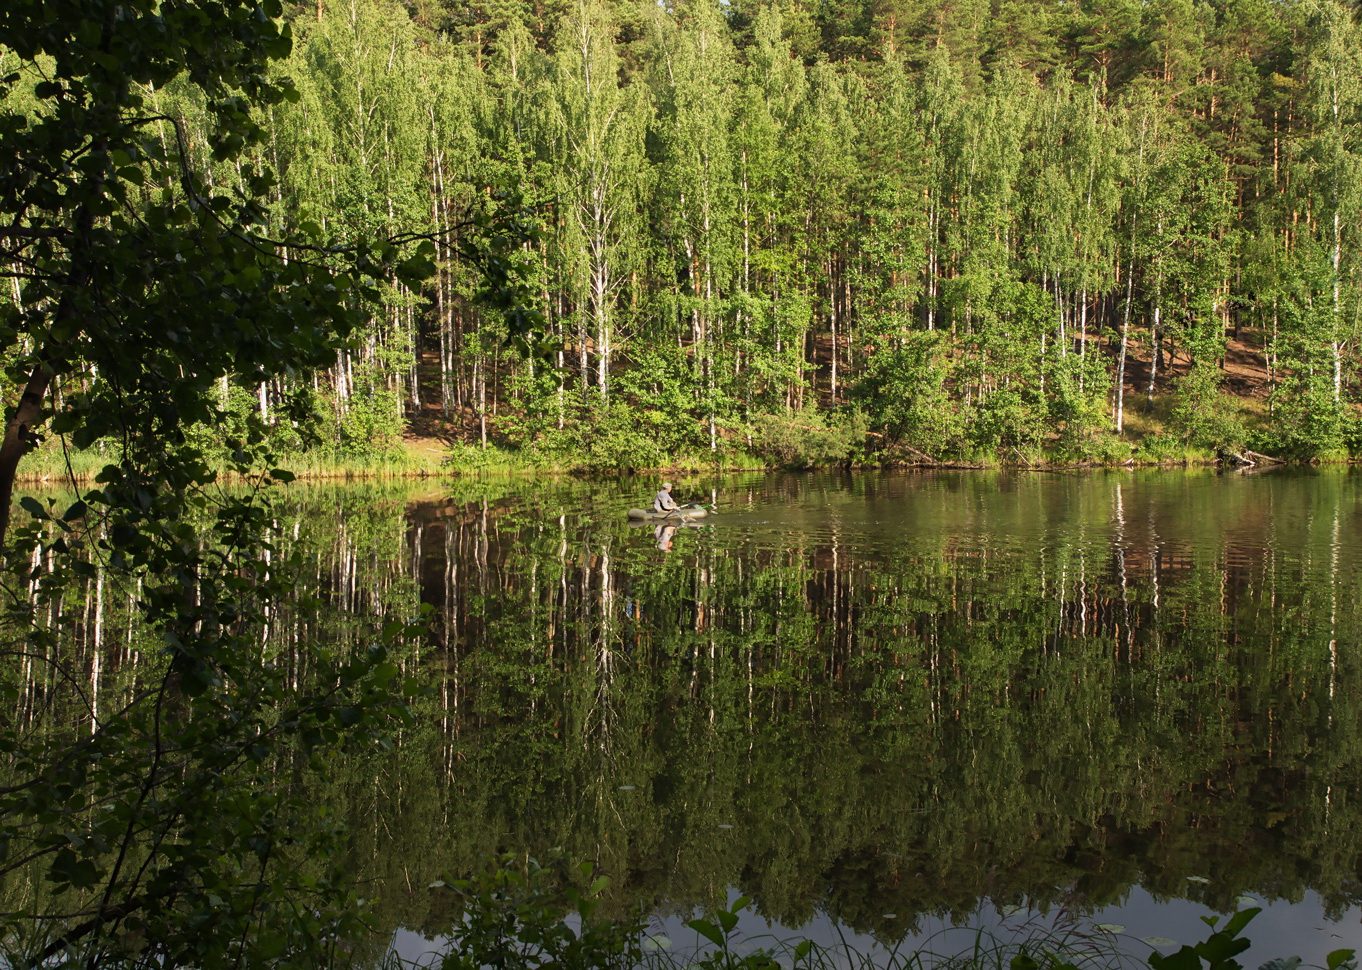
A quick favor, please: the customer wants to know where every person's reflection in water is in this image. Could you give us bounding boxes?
[654,523,677,551]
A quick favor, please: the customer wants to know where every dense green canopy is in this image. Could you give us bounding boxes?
[12,0,1357,469]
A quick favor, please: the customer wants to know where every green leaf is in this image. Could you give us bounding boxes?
[1327,951,1357,970]
[1150,948,1203,970]
[49,848,100,889]
[19,496,46,519]
[1261,958,1302,970]
[687,919,725,948]
[1221,906,1260,939]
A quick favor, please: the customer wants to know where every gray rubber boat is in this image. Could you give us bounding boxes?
[626,506,709,521]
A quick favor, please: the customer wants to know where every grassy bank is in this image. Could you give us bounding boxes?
[13,388,1327,487]
[15,440,449,485]
[9,436,1295,487]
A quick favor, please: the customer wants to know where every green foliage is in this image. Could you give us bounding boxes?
[682,896,804,970]
[331,378,407,458]
[525,399,676,472]
[749,406,865,468]
[183,383,321,465]
[1045,354,1125,463]
[444,441,527,472]
[425,854,1355,970]
[853,332,966,461]
[970,385,1045,458]
[8,0,1354,471]
[434,855,645,970]
[1261,281,1356,461]
[1132,432,1209,465]
[1261,374,1352,461]
[1143,909,1299,970]
[2,479,425,967]
[0,0,452,964]
[1167,364,1246,452]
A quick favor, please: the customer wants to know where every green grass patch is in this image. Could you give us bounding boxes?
[16,441,124,483]
[271,449,437,480]
[16,438,443,484]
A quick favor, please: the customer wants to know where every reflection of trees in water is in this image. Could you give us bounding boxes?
[371,470,1362,940]
[10,471,1362,943]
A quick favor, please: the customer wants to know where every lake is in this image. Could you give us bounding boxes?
[17,467,1362,965]
[318,467,1362,965]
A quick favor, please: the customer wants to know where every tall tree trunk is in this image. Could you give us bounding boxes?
[1115,256,1134,432]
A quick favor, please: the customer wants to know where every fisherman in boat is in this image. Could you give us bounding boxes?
[654,482,679,513]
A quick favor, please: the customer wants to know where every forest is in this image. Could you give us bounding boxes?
[8,0,1362,471]
[13,3,1362,966]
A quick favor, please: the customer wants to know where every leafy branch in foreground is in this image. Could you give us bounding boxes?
[0,0,524,965]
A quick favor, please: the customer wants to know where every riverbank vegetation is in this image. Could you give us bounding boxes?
[12,0,1362,475]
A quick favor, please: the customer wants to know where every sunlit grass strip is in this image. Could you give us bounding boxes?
[16,439,444,484]
[270,450,440,480]
[14,442,120,484]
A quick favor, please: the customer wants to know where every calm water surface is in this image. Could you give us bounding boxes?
[344,467,1362,964]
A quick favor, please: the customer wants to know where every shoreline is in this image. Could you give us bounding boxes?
[13,444,1339,487]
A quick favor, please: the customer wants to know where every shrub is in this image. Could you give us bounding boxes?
[970,385,1045,458]
[334,381,406,458]
[1168,364,1245,452]
[748,406,865,468]
[852,332,966,460]
[1261,375,1352,461]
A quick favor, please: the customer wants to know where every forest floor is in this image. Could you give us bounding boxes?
[403,350,484,460]
[1121,331,1271,399]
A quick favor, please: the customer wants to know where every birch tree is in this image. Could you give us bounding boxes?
[647,0,741,450]
[546,0,647,404]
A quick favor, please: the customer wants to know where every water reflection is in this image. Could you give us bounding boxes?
[16,469,1362,958]
[355,468,1362,952]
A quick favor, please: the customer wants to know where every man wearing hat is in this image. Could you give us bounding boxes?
[654,482,679,513]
